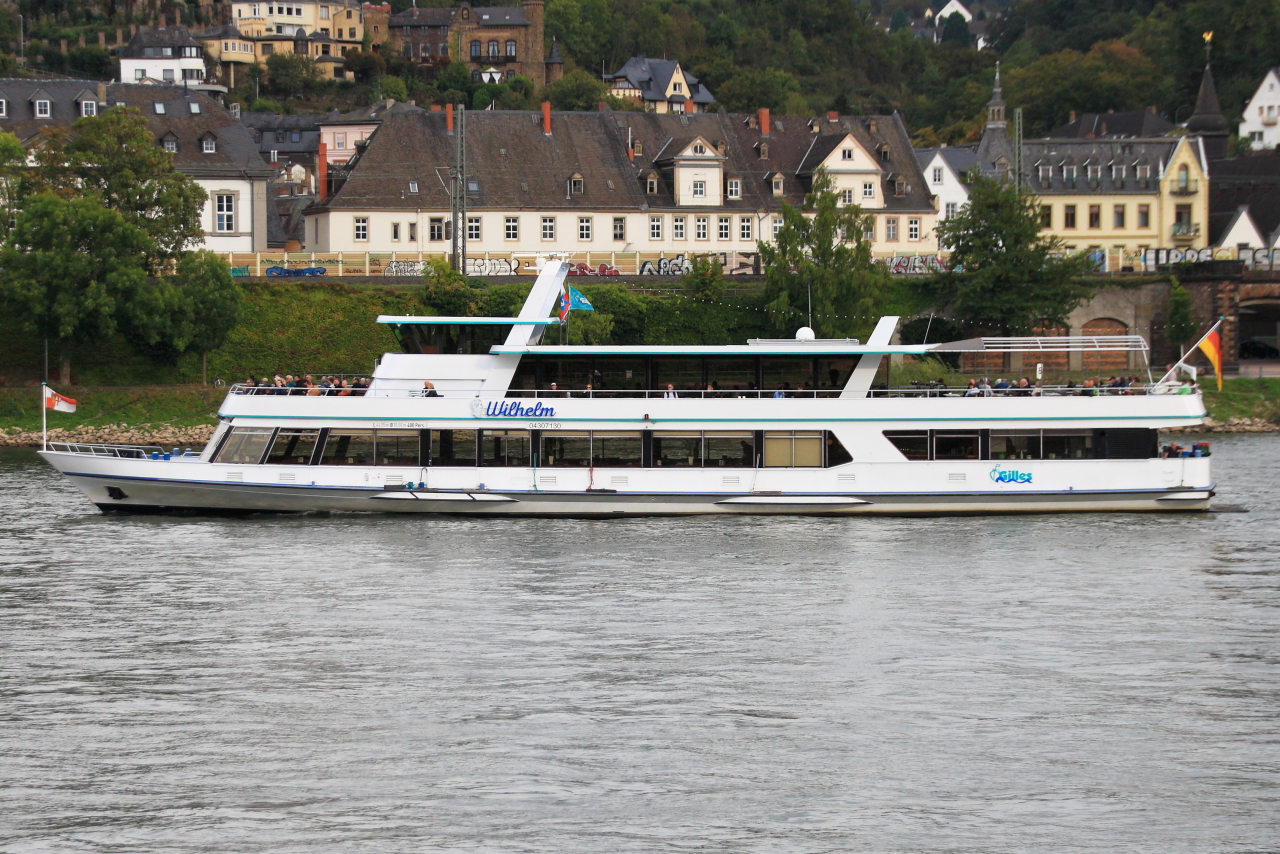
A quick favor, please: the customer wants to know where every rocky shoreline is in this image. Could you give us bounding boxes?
[0,423,218,449]
[1164,417,1279,434]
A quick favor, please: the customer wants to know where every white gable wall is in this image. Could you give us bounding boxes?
[1238,68,1280,150]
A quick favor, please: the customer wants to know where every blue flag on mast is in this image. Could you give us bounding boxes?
[567,285,594,311]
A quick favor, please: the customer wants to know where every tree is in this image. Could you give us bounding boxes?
[379,74,409,101]
[681,254,727,300]
[175,251,243,384]
[342,50,386,83]
[0,195,153,384]
[420,257,480,315]
[64,107,208,264]
[266,52,325,99]
[0,131,27,225]
[1166,277,1196,358]
[541,69,608,111]
[939,12,970,47]
[927,176,1096,336]
[713,67,800,113]
[889,8,911,32]
[757,171,891,339]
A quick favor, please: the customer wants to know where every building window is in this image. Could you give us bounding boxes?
[1038,165,1052,182]
[541,217,555,240]
[429,218,444,241]
[202,137,217,153]
[391,222,401,241]
[673,82,683,93]
[1138,204,1150,229]
[335,133,346,149]
[1113,205,1125,229]
[1136,165,1150,181]
[467,217,481,241]
[862,181,874,199]
[863,221,874,242]
[470,40,480,57]
[440,42,449,57]
[711,216,726,240]
[695,216,708,240]
[1111,164,1125,181]
[570,177,583,194]
[646,176,657,194]
[613,217,625,241]
[34,99,51,118]
[408,222,417,242]
[189,101,202,114]
[772,177,783,194]
[1250,131,1264,143]
[1039,205,1051,228]
[932,167,943,183]
[1088,205,1101,228]
[907,218,920,240]
[80,100,96,117]
[505,40,516,57]
[1064,205,1077,229]
[321,5,329,17]
[578,217,592,240]
[1062,165,1076,186]
[504,217,518,240]
[1177,164,1189,189]
[945,202,958,219]
[692,142,705,155]
[216,195,235,232]
[843,149,854,161]
[673,216,686,239]
[1087,165,1101,181]
[262,44,274,54]
[886,218,898,241]
[841,189,853,205]
[772,217,783,237]
[727,179,740,199]
[692,180,706,198]
[487,40,499,57]
[650,216,662,240]
[164,139,178,153]
[740,217,752,240]
[354,216,368,241]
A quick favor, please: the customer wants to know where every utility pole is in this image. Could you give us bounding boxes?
[1013,107,1023,191]
[449,104,467,272]
[17,14,23,66]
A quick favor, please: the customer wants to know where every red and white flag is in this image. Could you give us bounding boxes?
[44,386,77,413]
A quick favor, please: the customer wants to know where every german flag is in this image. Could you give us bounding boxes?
[1197,324,1223,391]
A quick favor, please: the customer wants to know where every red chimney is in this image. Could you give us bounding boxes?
[542,101,552,135]
[317,142,328,201]
[628,147,634,162]
[446,103,454,133]
[759,107,770,137]
[159,12,166,27]
[430,105,441,111]
[598,102,607,112]
[827,110,838,121]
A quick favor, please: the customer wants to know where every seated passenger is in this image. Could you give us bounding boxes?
[420,381,440,398]
[964,379,980,397]
[1081,378,1097,396]
[1014,378,1032,396]
[664,384,679,399]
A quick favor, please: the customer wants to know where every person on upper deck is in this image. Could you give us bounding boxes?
[993,378,1010,394]
[420,381,440,398]
[964,379,980,397]
[664,384,679,399]
[1014,378,1032,396]
[978,377,993,397]
[1081,378,1097,396]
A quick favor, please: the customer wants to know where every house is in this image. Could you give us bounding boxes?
[196,24,258,89]
[1048,107,1174,139]
[0,79,274,251]
[374,1,555,88]
[1206,153,1280,251]
[119,26,227,97]
[220,0,366,68]
[605,57,716,114]
[915,146,999,225]
[1237,67,1280,151]
[318,98,425,168]
[302,105,938,260]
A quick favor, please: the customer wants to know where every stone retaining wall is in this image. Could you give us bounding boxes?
[1,424,218,449]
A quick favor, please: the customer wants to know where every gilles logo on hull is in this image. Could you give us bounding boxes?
[990,466,1033,484]
[474,400,557,418]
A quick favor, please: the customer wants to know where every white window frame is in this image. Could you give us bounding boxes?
[80,100,96,117]
[772,217,783,237]
[726,179,740,199]
[673,216,686,240]
[650,216,662,240]
[164,139,178,153]
[862,181,874,198]
[613,217,626,241]
[843,149,853,161]
[886,218,898,241]
[189,101,202,114]
[692,180,706,198]
[467,217,481,241]
[35,100,51,118]
[578,217,592,241]
[695,216,709,240]
[215,194,235,233]
[739,217,752,241]
[908,218,920,241]
[153,102,165,115]
[335,133,346,150]
[504,216,518,240]
[353,217,369,241]
[717,216,730,240]
[944,202,957,219]
[932,167,943,183]
[541,216,555,240]
[840,189,853,205]
[391,222,401,241]
[202,137,217,154]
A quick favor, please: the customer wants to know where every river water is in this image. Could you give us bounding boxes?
[1,438,1278,853]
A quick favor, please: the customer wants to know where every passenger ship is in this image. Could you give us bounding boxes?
[41,260,1213,515]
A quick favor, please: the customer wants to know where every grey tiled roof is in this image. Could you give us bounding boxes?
[915,146,999,179]
[389,6,454,26]
[606,57,716,106]
[1020,137,1184,194]
[1208,152,1280,244]
[1048,110,1174,139]
[0,79,270,179]
[121,25,202,56]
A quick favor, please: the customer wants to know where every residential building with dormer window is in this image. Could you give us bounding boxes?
[605,57,715,114]
[120,26,228,97]
[1237,68,1280,151]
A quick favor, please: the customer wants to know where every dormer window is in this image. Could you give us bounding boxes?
[1087,165,1101,180]
[879,146,890,162]
[646,175,657,194]
[894,179,906,196]
[1111,164,1125,180]
[758,142,768,160]
[772,176,783,194]
[408,181,419,193]
[1136,164,1150,180]
[0,100,7,117]
[80,100,96,117]
[727,179,741,199]
[189,102,201,114]
[35,100,50,118]
[634,140,643,156]
[843,149,853,160]
[1039,166,1051,181]
[570,176,583,194]
[162,136,177,153]
[692,180,706,198]
[154,102,166,115]
[202,136,217,153]
[693,142,705,154]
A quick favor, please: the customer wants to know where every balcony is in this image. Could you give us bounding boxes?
[469,53,518,64]
[1169,179,1199,195]
[1172,223,1200,241]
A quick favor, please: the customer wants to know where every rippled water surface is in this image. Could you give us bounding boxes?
[2,437,1279,852]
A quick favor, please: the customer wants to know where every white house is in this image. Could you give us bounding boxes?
[118,26,227,97]
[1238,68,1280,150]
[914,146,997,227]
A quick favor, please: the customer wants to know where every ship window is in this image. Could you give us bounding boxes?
[1101,428,1158,459]
[761,357,814,395]
[884,431,929,461]
[213,427,274,464]
[990,431,1041,460]
[541,432,591,467]
[430,429,478,466]
[264,429,321,465]
[826,433,852,466]
[817,358,855,395]
[653,433,702,467]
[762,431,823,467]
[705,432,755,467]
[481,430,531,466]
[652,357,703,391]
[319,430,376,465]
[377,430,420,466]
[704,357,756,393]
[933,431,980,460]
[1042,430,1093,460]
[592,432,643,467]
[592,358,647,394]
[539,357,592,390]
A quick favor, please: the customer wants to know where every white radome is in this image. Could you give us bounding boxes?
[796,326,816,341]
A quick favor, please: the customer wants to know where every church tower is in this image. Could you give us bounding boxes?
[976,62,1014,176]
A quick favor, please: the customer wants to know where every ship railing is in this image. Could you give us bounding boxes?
[229,383,1197,400]
[46,442,166,458]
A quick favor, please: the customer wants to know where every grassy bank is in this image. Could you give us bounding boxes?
[0,385,225,433]
[1200,378,1280,424]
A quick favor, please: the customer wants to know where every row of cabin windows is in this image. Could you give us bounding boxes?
[883,429,1159,461]
[354,213,919,244]
[504,356,861,395]
[1040,204,1153,230]
[469,40,518,57]
[212,427,853,469]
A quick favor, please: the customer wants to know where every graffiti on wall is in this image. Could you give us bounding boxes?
[566,262,620,276]
[464,257,524,276]
[882,254,948,275]
[229,266,250,277]
[639,255,693,275]
[384,260,427,277]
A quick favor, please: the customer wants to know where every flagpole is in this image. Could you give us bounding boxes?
[41,382,47,451]
[1158,317,1223,385]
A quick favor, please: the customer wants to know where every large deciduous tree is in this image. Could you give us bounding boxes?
[926,176,1096,336]
[172,250,243,384]
[758,171,891,339]
[0,195,153,384]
